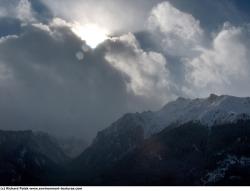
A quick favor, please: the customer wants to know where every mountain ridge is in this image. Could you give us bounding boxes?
[68,94,250,185]
[96,94,250,139]
[1,94,250,185]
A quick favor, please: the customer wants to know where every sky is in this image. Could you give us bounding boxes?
[0,0,250,142]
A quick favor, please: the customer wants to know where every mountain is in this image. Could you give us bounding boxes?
[0,130,68,185]
[1,94,250,185]
[96,120,250,185]
[156,94,250,129]
[70,94,250,185]
[125,94,250,138]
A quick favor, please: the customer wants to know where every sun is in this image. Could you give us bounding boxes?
[72,23,109,49]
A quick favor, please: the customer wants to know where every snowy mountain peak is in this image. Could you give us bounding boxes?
[157,94,250,131]
[99,94,250,140]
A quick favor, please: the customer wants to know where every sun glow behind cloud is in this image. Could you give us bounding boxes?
[72,23,109,48]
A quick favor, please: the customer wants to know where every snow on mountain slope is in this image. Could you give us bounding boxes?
[106,94,250,138]
[156,94,250,129]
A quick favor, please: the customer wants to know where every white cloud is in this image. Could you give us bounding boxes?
[43,0,162,35]
[50,17,71,28]
[32,23,51,32]
[0,35,18,43]
[105,33,173,103]
[185,23,250,97]
[146,2,250,98]
[16,0,35,23]
[147,1,204,57]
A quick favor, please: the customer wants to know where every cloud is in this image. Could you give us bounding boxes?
[0,62,12,84]
[0,7,7,17]
[16,0,35,22]
[0,34,18,43]
[42,0,163,35]
[144,2,250,99]
[0,0,36,23]
[185,23,250,97]
[147,1,204,57]
[105,33,173,103]
[0,22,171,141]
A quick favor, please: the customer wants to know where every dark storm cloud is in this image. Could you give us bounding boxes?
[0,26,115,139]
[0,23,167,141]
